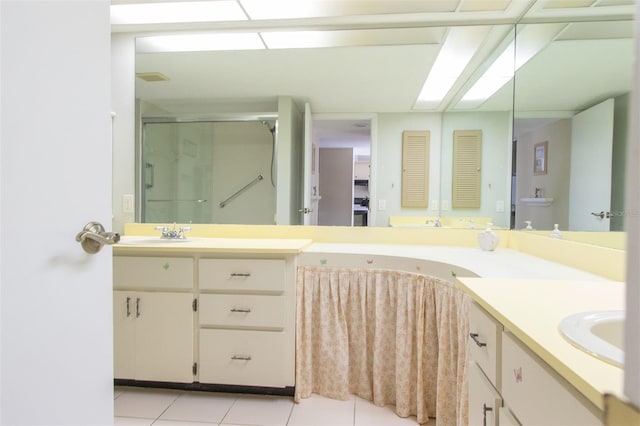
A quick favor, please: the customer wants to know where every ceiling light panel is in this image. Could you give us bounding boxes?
[415,26,491,109]
[110,1,247,25]
[457,23,564,108]
[136,33,264,53]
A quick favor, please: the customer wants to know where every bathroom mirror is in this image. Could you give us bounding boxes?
[129,2,634,237]
[512,19,633,233]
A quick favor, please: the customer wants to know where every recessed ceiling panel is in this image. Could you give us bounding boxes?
[459,0,511,12]
[541,0,595,9]
[136,43,439,114]
[262,27,445,49]
[240,0,463,20]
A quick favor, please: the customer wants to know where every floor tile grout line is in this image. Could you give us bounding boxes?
[283,396,296,426]
[217,393,242,426]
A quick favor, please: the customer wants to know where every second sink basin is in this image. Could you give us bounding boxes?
[559,310,624,367]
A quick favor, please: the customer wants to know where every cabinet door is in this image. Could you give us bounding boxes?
[113,291,136,380]
[469,361,501,426]
[134,292,194,383]
[501,331,601,425]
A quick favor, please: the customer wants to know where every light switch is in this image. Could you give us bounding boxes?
[431,200,439,210]
[123,194,134,213]
[378,199,386,211]
[441,200,449,211]
[496,200,505,212]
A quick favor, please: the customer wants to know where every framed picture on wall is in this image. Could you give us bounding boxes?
[534,141,548,175]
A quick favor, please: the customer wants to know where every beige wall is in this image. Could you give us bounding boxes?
[516,119,572,230]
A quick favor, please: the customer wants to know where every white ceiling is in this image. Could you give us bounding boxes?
[113,0,636,145]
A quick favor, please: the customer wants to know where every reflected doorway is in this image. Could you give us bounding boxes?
[313,119,371,226]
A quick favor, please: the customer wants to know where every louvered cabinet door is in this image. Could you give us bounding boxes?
[401,130,430,207]
[453,130,482,208]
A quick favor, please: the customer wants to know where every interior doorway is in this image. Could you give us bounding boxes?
[312,119,372,226]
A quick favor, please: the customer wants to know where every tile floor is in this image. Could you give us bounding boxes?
[114,387,433,426]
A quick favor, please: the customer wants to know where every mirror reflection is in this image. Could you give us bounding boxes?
[513,20,633,233]
[133,7,633,236]
[141,120,277,224]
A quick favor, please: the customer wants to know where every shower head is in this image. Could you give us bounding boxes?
[262,120,276,134]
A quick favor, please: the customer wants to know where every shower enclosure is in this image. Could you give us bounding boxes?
[141,120,277,225]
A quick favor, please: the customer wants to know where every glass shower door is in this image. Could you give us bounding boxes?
[142,122,213,224]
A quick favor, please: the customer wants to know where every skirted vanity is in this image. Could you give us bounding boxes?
[113,224,624,425]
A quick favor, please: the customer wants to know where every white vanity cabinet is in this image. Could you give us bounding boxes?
[468,302,602,426]
[197,257,295,388]
[501,331,601,425]
[468,302,503,426]
[113,256,195,383]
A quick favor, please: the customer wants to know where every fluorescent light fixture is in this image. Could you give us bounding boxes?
[459,23,565,108]
[111,1,247,25]
[136,33,265,53]
[459,41,515,106]
[415,26,491,109]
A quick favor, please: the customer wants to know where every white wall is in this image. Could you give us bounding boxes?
[111,34,136,234]
[516,119,572,230]
[375,113,442,226]
[276,96,303,225]
[212,122,275,224]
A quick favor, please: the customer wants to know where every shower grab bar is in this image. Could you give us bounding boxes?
[220,174,263,208]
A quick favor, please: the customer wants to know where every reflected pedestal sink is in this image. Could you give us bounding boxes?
[559,310,624,367]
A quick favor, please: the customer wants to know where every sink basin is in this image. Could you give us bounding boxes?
[117,237,196,245]
[559,310,624,367]
[520,197,554,206]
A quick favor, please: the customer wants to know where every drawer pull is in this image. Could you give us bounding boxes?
[126,297,131,317]
[231,355,252,361]
[230,308,252,313]
[230,273,251,277]
[470,333,487,347]
[483,404,493,426]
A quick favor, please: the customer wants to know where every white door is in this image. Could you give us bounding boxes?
[1,1,113,424]
[303,103,319,225]
[569,98,614,231]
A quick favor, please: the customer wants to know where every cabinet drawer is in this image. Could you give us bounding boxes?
[114,257,193,289]
[498,407,522,426]
[199,329,290,387]
[199,294,285,329]
[469,302,502,388]
[199,259,285,292]
[501,331,601,425]
[469,361,501,426]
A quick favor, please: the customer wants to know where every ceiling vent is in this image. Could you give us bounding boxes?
[136,72,170,82]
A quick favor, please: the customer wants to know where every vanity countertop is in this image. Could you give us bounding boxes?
[303,243,607,281]
[114,236,313,254]
[457,277,624,411]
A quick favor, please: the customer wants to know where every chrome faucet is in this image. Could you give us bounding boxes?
[155,223,191,239]
[434,218,442,227]
[535,187,543,198]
